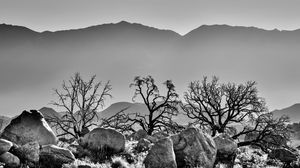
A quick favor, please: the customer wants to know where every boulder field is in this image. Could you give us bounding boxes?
[0,110,243,168]
[0,110,74,168]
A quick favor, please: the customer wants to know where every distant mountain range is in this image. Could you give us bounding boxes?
[1,20,300,118]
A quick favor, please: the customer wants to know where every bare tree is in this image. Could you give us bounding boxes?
[48,73,112,139]
[234,113,290,152]
[102,76,179,135]
[182,76,291,151]
[182,76,267,137]
[99,106,137,134]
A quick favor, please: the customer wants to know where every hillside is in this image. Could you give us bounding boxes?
[271,103,300,123]
[39,107,61,119]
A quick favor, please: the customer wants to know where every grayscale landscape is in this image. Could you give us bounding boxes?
[0,1,299,168]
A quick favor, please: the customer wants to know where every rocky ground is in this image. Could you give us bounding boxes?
[0,110,299,168]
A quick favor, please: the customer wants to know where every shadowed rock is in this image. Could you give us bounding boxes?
[214,133,237,168]
[144,137,177,168]
[79,128,125,152]
[1,110,57,146]
[39,144,75,168]
[129,129,148,141]
[78,128,125,162]
[171,127,217,168]
[0,152,20,168]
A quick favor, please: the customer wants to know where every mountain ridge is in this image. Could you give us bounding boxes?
[271,103,300,123]
[1,20,300,117]
[3,21,300,36]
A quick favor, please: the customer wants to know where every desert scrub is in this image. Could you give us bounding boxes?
[62,158,112,168]
[235,146,268,168]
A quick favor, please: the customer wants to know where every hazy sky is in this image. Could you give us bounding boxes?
[1,0,300,116]
[1,0,300,35]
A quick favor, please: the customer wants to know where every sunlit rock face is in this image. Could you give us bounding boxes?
[1,110,57,146]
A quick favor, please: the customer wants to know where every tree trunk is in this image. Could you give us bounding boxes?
[237,141,253,147]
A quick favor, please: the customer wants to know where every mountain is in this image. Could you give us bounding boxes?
[1,21,300,117]
[271,103,300,123]
[98,101,147,119]
[39,107,61,119]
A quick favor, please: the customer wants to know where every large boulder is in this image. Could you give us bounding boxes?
[0,139,13,155]
[269,148,297,164]
[213,133,237,167]
[78,128,125,153]
[39,145,75,168]
[171,127,217,168]
[144,137,177,168]
[152,132,169,140]
[78,128,125,162]
[1,110,57,146]
[0,152,20,168]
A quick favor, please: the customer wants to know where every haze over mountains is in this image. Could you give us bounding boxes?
[0,21,299,116]
[0,102,299,133]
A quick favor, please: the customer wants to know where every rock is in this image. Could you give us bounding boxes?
[145,135,158,143]
[130,129,148,141]
[1,110,57,146]
[135,138,152,153]
[152,132,169,140]
[144,137,177,168]
[39,145,75,168]
[10,141,40,164]
[0,139,13,155]
[78,128,125,157]
[269,148,297,163]
[171,127,217,168]
[0,152,20,168]
[214,133,237,167]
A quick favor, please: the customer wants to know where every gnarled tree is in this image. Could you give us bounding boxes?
[182,76,291,151]
[235,113,290,152]
[48,73,112,139]
[182,76,266,137]
[102,76,180,135]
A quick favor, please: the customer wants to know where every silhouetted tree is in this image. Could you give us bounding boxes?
[182,76,266,137]
[234,113,290,152]
[48,73,112,138]
[99,106,137,134]
[182,76,291,151]
[130,76,180,135]
[102,76,179,135]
